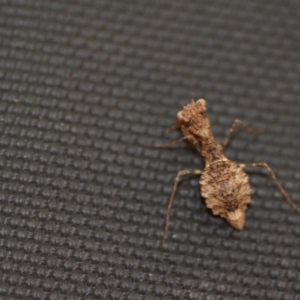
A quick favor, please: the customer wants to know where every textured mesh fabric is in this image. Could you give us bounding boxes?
[0,1,300,299]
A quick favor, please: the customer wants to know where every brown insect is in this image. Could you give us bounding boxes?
[156,99,300,245]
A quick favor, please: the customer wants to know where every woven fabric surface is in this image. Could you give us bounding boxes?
[1,1,300,299]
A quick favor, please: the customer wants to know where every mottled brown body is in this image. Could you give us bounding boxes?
[159,99,300,245]
[201,160,251,230]
[177,99,251,230]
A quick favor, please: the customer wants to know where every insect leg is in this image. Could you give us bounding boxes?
[240,162,300,214]
[149,136,189,148]
[223,119,265,151]
[163,169,202,246]
[164,124,179,134]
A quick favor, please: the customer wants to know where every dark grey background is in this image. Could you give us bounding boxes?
[1,1,300,299]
